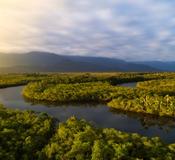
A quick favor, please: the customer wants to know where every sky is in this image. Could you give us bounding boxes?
[0,0,175,61]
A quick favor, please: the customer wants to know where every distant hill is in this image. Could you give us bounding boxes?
[134,61,175,72]
[0,52,158,73]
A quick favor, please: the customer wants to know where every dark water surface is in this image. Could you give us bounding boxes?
[118,82,137,87]
[0,82,175,143]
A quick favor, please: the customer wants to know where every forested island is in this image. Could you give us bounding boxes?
[23,73,175,117]
[1,72,175,159]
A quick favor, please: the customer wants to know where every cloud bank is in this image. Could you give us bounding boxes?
[0,0,175,61]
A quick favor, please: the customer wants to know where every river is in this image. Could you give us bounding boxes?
[0,82,175,143]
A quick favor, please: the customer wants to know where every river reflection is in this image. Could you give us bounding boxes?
[0,85,175,143]
[110,108,175,130]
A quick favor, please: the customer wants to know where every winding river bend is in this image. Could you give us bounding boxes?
[0,82,175,143]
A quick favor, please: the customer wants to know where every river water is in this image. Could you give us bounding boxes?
[0,82,175,143]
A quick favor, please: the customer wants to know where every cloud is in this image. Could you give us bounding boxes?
[0,0,175,61]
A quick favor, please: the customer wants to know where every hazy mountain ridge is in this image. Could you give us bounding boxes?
[0,52,158,72]
[134,61,175,72]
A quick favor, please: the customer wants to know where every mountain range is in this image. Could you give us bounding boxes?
[134,61,175,72]
[0,51,172,72]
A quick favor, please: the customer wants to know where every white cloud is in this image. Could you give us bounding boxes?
[0,0,175,60]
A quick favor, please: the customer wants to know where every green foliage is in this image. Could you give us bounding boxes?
[22,72,175,117]
[2,73,175,159]
[108,79,175,117]
[1,72,175,89]
[108,95,175,117]
[23,81,117,103]
[0,73,46,88]
[41,117,175,160]
[0,105,54,160]
[137,79,175,96]
[0,104,175,159]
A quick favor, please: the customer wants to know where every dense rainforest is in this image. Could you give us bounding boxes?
[1,72,175,159]
[22,72,175,117]
[0,105,175,160]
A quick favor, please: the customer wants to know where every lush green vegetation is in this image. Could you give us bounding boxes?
[0,105,54,160]
[40,116,175,160]
[108,79,175,117]
[21,72,175,117]
[22,80,144,103]
[0,105,175,159]
[3,72,175,159]
[137,79,175,96]
[0,73,47,88]
[108,95,175,117]
[1,72,172,88]
[23,82,117,103]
